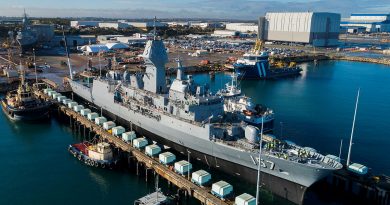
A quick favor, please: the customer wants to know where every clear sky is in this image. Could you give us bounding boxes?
[0,0,389,19]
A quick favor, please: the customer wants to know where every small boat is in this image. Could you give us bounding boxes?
[134,191,169,205]
[1,64,51,121]
[68,140,119,169]
[134,175,170,205]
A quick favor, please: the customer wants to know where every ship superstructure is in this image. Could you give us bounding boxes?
[68,33,342,204]
[218,72,274,131]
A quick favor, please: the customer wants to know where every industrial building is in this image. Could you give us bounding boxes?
[50,35,96,47]
[340,14,390,33]
[261,12,341,47]
[225,23,258,33]
[127,21,167,30]
[211,30,240,38]
[70,21,99,28]
[98,22,130,29]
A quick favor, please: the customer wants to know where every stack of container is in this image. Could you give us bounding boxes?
[73,105,84,112]
[132,138,148,149]
[112,126,125,136]
[80,108,91,116]
[87,112,99,121]
[67,102,78,109]
[57,96,66,103]
[122,131,136,143]
[159,152,176,165]
[211,181,233,200]
[95,117,107,125]
[103,121,116,130]
[191,170,211,186]
[145,144,161,157]
[235,193,255,205]
[174,160,192,175]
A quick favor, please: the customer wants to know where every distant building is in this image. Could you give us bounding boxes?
[340,13,390,33]
[50,35,96,47]
[98,22,131,29]
[70,21,99,28]
[127,21,167,30]
[97,35,124,44]
[225,23,258,33]
[211,30,240,38]
[263,12,341,47]
[167,21,190,27]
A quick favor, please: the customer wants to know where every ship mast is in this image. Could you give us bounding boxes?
[346,88,360,167]
[255,118,264,205]
[62,26,73,80]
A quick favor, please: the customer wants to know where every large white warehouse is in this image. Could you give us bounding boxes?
[263,12,341,47]
[225,23,258,33]
[341,14,390,33]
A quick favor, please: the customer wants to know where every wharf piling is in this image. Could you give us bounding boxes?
[328,169,390,205]
[36,90,231,205]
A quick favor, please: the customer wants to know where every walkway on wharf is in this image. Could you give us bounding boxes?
[36,90,231,205]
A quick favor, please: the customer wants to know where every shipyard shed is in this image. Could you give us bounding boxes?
[133,138,148,149]
[105,42,129,50]
[122,131,136,143]
[80,45,109,55]
[191,170,211,186]
[235,193,256,205]
[159,152,176,165]
[263,12,341,46]
[145,144,161,157]
[211,180,233,199]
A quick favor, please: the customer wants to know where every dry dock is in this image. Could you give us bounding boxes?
[35,90,232,205]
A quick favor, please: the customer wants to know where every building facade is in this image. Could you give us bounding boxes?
[225,23,258,33]
[340,14,390,33]
[263,12,341,47]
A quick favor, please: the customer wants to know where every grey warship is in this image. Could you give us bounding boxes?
[67,33,342,204]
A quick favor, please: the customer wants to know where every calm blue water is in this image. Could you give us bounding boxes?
[0,60,389,205]
[197,60,390,175]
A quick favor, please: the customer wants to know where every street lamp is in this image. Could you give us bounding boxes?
[187,149,191,180]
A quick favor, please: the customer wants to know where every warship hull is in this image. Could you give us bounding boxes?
[1,99,50,121]
[70,80,337,205]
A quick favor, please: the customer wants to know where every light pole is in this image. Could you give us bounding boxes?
[187,149,191,180]
[256,118,264,205]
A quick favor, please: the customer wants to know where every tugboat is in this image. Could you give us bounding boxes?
[1,64,50,121]
[234,40,302,79]
[68,140,119,169]
[218,72,274,132]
